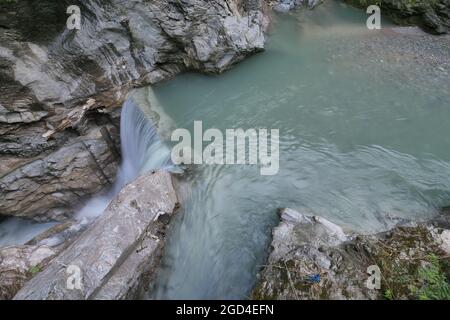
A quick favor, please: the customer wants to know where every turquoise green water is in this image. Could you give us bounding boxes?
[146,2,450,299]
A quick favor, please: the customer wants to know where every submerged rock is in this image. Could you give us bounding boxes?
[252,208,450,300]
[13,171,179,300]
[0,0,270,221]
[26,218,91,250]
[345,0,450,34]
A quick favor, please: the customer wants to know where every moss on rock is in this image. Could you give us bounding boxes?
[251,208,450,300]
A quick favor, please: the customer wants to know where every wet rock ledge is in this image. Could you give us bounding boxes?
[252,208,450,300]
[0,0,270,221]
[1,171,179,300]
[267,0,323,13]
[345,0,450,34]
[269,0,450,34]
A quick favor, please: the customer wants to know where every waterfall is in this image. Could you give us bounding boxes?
[76,91,172,219]
[0,88,174,246]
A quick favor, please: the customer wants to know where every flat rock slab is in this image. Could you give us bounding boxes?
[14,170,178,300]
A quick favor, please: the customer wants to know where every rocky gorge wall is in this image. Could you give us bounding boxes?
[269,0,450,34]
[1,0,450,301]
[0,0,270,221]
[345,0,450,34]
[1,0,448,222]
[0,170,179,300]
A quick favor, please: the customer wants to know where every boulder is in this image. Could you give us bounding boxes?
[252,208,450,300]
[0,0,270,221]
[26,218,91,250]
[14,170,179,300]
[0,125,119,221]
[268,0,322,12]
[0,245,56,300]
[345,0,450,34]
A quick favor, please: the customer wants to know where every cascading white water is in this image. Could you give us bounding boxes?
[0,87,173,246]
[76,90,172,219]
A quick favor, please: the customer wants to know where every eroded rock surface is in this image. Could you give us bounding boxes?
[0,123,120,221]
[0,245,56,300]
[345,0,450,34]
[14,170,179,300]
[252,208,450,300]
[26,218,91,250]
[0,0,269,220]
[267,0,322,12]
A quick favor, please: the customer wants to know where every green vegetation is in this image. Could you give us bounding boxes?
[415,255,450,300]
[384,289,394,300]
[28,266,41,276]
[374,227,450,301]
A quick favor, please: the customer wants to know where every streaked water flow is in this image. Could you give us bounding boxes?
[1,1,449,300]
[76,92,173,219]
[0,90,172,245]
[145,2,450,299]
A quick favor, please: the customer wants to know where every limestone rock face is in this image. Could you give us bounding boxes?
[14,171,179,300]
[0,0,270,220]
[267,0,322,12]
[345,0,450,34]
[0,124,120,221]
[0,245,56,300]
[252,208,376,300]
[252,208,450,300]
